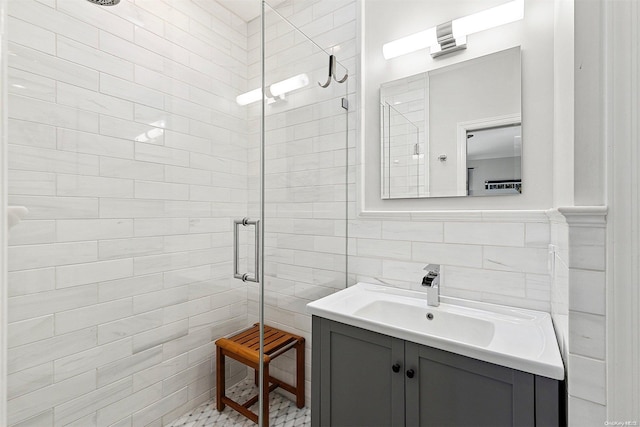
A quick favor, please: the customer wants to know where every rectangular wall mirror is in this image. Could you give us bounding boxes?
[380,46,522,199]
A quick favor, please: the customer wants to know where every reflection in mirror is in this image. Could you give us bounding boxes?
[466,124,522,196]
[380,46,521,199]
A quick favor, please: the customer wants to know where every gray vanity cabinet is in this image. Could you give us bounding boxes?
[312,316,563,427]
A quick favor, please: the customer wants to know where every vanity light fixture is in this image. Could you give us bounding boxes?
[382,0,524,59]
[236,73,310,106]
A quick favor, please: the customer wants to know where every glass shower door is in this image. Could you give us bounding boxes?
[231,2,350,425]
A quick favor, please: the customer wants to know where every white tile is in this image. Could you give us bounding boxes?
[97,383,163,427]
[9,144,98,177]
[9,94,99,133]
[161,362,208,397]
[134,253,191,276]
[98,273,163,303]
[568,354,606,405]
[569,269,606,315]
[356,238,411,260]
[135,26,189,64]
[525,222,550,248]
[8,371,96,426]
[57,219,133,242]
[7,327,97,374]
[55,298,133,334]
[382,221,443,242]
[57,35,134,81]
[412,242,483,268]
[54,377,132,427]
[132,320,188,354]
[8,68,56,102]
[8,170,56,197]
[99,237,164,260]
[100,73,165,109]
[57,174,134,198]
[7,363,53,400]
[444,222,525,247]
[57,127,135,159]
[8,42,98,91]
[135,181,189,200]
[99,115,164,146]
[7,15,55,54]
[7,219,56,245]
[445,266,527,298]
[135,141,190,167]
[8,118,56,149]
[133,286,189,315]
[97,346,163,387]
[483,246,549,274]
[100,157,165,181]
[98,310,164,345]
[163,265,211,289]
[135,218,190,237]
[57,82,134,120]
[348,220,381,239]
[11,410,53,427]
[568,396,606,427]
[569,311,606,360]
[9,0,99,47]
[8,315,54,348]
[134,65,190,99]
[132,355,189,393]
[99,198,165,219]
[8,284,97,323]
[8,241,97,272]
[99,30,164,73]
[54,338,133,382]
[7,267,55,297]
[56,258,134,289]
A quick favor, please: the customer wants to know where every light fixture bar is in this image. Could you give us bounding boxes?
[382,0,524,60]
[236,73,310,106]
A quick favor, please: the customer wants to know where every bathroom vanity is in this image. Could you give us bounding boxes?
[307,283,565,427]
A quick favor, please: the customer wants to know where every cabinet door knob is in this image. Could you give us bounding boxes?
[392,363,400,373]
[406,369,415,378]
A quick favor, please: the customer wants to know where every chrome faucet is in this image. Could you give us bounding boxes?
[422,264,440,307]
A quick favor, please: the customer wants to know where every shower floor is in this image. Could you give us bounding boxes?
[167,378,311,427]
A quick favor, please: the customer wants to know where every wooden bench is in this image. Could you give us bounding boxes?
[215,323,305,425]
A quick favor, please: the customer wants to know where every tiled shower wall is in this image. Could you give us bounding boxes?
[6,0,249,425]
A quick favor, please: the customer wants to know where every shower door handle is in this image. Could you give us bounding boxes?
[233,218,260,283]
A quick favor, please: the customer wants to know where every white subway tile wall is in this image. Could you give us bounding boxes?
[7,0,250,425]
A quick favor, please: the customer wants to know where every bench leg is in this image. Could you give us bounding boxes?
[216,346,225,411]
[295,341,305,408]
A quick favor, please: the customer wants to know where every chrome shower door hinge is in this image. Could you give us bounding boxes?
[341,98,349,110]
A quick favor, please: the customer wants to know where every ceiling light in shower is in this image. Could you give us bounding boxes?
[382,0,524,59]
[236,73,310,106]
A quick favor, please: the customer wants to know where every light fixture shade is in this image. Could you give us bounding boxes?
[382,0,524,60]
[236,88,263,106]
[382,28,437,60]
[452,0,524,38]
[270,73,309,97]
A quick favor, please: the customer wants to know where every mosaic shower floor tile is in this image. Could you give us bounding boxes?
[167,378,311,427]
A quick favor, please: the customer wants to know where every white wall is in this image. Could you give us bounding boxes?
[5,0,249,425]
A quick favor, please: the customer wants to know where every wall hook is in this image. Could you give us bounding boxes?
[318,55,348,88]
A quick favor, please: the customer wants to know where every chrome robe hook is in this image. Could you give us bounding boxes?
[318,55,348,88]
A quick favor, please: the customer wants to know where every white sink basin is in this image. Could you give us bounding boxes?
[307,282,564,380]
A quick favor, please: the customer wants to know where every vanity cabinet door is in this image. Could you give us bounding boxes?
[312,317,405,427]
[405,342,535,427]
